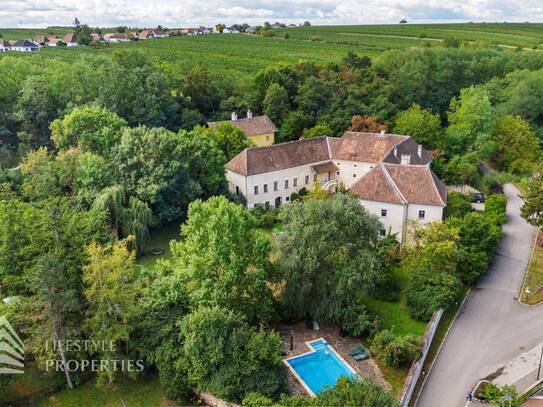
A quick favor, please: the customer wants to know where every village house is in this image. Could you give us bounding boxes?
[225,132,447,242]
[34,36,47,46]
[208,111,277,147]
[63,33,79,46]
[47,36,59,46]
[104,33,129,43]
[9,40,39,52]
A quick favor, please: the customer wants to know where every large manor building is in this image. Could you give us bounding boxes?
[225,131,447,242]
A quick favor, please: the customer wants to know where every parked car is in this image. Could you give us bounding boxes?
[472,192,485,203]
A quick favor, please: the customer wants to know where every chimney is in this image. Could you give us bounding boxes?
[247,109,253,119]
[380,129,386,136]
[400,154,411,165]
[231,112,238,121]
[417,144,422,158]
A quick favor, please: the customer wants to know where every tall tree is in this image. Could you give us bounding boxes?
[83,239,138,385]
[521,165,543,227]
[445,87,496,156]
[263,83,290,126]
[203,123,253,161]
[348,115,388,133]
[168,196,275,324]
[490,115,540,174]
[50,106,127,156]
[278,193,381,323]
[393,104,443,149]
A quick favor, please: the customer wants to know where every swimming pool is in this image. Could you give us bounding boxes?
[283,338,358,396]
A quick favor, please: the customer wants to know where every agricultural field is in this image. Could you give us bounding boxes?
[2,23,542,80]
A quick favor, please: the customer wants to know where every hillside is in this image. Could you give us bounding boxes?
[1,23,542,79]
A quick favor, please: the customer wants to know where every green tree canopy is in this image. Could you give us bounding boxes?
[168,196,275,323]
[263,83,290,126]
[50,106,127,156]
[445,87,496,156]
[302,124,333,139]
[203,123,253,161]
[181,306,286,402]
[393,104,443,149]
[490,115,540,174]
[278,193,381,323]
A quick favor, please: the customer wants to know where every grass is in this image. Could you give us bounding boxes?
[3,23,542,80]
[520,232,543,305]
[0,363,65,404]
[363,298,426,338]
[35,375,179,407]
[136,222,181,270]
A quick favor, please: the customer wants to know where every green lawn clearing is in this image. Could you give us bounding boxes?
[36,375,179,407]
[137,222,182,270]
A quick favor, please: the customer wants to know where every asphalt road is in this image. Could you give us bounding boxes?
[417,184,543,407]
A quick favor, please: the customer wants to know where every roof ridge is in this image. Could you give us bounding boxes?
[381,163,407,204]
[325,137,332,159]
[429,168,447,206]
[244,135,331,153]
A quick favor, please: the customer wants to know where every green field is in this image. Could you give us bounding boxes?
[2,23,542,79]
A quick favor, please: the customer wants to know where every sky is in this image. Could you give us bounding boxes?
[0,0,542,28]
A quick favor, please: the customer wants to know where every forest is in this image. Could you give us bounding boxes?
[1,28,543,406]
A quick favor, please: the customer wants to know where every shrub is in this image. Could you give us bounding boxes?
[251,205,280,228]
[444,192,473,219]
[485,194,507,225]
[370,330,421,368]
[406,270,462,320]
[242,393,274,406]
[339,302,372,337]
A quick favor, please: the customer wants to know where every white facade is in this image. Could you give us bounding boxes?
[359,199,443,242]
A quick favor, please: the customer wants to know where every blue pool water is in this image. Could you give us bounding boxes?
[285,339,357,395]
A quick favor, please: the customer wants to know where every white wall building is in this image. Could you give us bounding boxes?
[225,132,447,243]
[9,40,39,52]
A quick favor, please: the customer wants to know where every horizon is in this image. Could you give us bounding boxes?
[2,0,543,29]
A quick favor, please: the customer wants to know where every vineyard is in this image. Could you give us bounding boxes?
[2,23,543,79]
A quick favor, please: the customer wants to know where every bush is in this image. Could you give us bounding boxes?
[485,194,507,225]
[339,302,372,337]
[444,192,473,219]
[406,270,462,320]
[251,205,280,228]
[242,393,274,406]
[370,330,421,368]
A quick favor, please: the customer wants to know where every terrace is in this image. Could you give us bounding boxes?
[275,321,390,396]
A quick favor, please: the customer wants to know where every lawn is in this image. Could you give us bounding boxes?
[35,375,179,407]
[0,363,65,405]
[136,222,182,270]
[520,232,543,305]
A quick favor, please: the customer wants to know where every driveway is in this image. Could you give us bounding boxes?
[417,184,543,407]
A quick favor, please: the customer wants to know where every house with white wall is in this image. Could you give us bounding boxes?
[225,132,447,242]
[9,40,39,52]
[63,34,79,46]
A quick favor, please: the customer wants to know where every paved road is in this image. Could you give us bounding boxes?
[417,184,543,407]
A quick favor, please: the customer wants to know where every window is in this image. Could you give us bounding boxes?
[305,175,310,184]
[254,186,259,195]
[284,179,289,189]
[354,164,357,167]
[235,186,240,195]
[263,184,268,193]
[353,173,357,178]
[266,135,270,141]
[293,177,298,187]
[314,174,317,182]
[381,209,387,218]
[286,196,290,202]
[336,171,340,176]
[274,181,279,191]
[380,228,386,237]
[418,210,426,219]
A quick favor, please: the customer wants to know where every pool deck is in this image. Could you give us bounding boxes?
[274,321,390,396]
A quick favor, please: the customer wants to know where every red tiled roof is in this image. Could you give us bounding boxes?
[349,165,405,204]
[63,33,78,43]
[225,137,330,176]
[350,163,446,206]
[208,115,277,137]
[329,132,409,163]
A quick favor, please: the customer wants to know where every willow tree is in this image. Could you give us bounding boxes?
[93,185,152,255]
